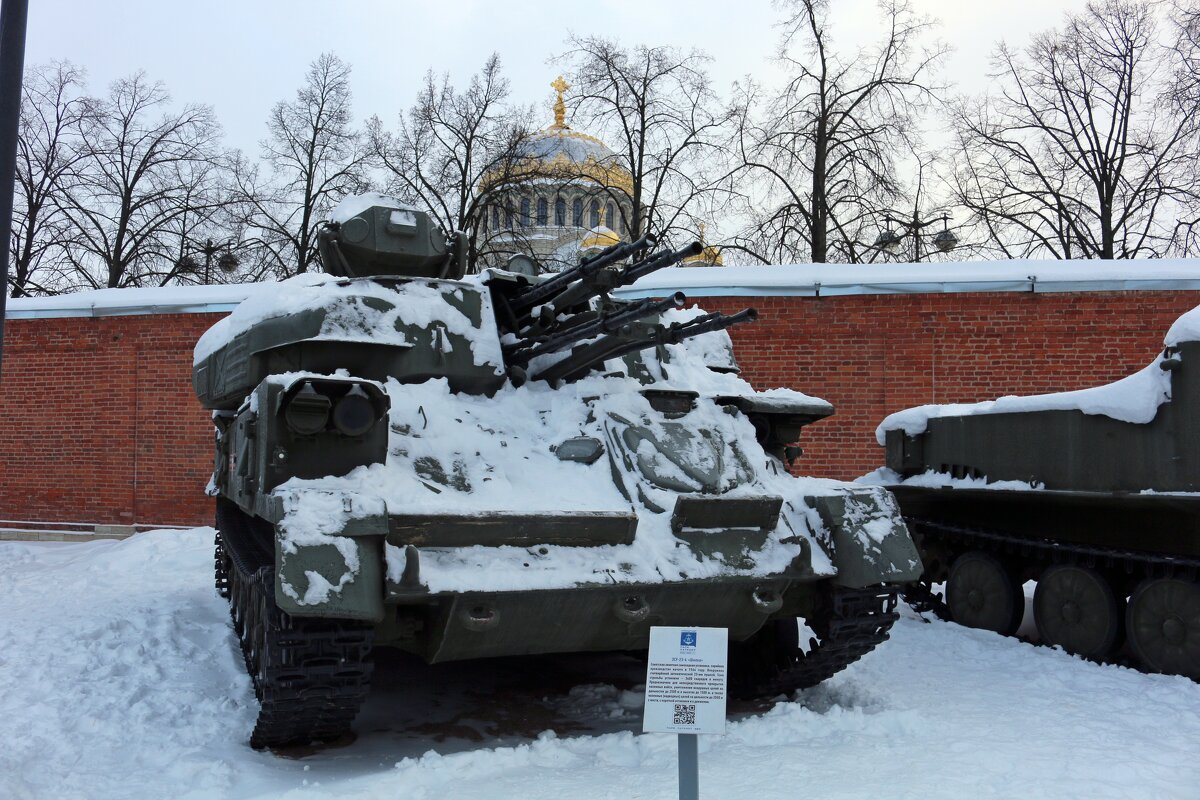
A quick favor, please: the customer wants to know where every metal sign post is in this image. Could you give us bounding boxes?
[642,626,728,800]
[0,0,31,383]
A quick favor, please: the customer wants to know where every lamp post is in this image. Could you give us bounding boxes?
[177,238,239,284]
[873,213,957,262]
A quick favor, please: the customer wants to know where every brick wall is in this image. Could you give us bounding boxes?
[2,290,1196,527]
[0,313,222,527]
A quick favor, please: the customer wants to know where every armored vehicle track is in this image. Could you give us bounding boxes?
[900,510,1200,679]
[732,585,900,697]
[218,502,375,750]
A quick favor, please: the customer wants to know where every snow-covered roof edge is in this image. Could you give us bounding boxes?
[8,257,1200,320]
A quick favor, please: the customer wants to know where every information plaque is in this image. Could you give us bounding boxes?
[642,626,728,735]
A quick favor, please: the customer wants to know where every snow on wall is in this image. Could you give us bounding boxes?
[10,258,1200,320]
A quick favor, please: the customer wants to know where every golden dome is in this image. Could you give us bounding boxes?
[479,77,634,196]
[580,225,621,252]
[681,223,724,266]
[579,206,622,253]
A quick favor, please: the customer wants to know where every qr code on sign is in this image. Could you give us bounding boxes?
[673,703,697,725]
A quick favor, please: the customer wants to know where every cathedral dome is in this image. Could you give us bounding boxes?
[519,129,616,164]
[482,76,633,196]
[579,223,621,254]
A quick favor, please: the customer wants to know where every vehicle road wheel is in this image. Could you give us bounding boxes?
[946,551,1024,635]
[1126,578,1200,679]
[1033,565,1122,660]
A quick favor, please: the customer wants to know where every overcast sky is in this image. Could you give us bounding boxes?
[25,0,1090,154]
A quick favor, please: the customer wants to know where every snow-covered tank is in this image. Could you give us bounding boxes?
[877,309,1200,679]
[194,193,923,749]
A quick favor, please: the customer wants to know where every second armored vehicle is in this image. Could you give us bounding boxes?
[879,309,1200,679]
[194,194,923,748]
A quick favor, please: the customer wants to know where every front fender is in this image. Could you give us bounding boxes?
[805,488,923,588]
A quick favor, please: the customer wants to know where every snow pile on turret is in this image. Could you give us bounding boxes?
[329,191,416,223]
[192,274,505,371]
[1166,303,1200,345]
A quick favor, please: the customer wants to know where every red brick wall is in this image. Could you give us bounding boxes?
[0,313,222,527]
[699,292,1198,480]
[2,290,1196,527]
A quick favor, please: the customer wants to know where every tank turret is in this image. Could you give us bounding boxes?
[317,193,467,280]
[195,193,923,749]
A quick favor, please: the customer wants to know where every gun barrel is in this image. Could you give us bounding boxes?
[620,241,704,285]
[509,233,656,315]
[579,232,657,269]
[506,292,687,366]
[531,306,757,384]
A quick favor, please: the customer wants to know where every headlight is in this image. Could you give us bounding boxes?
[332,384,377,437]
[284,382,331,435]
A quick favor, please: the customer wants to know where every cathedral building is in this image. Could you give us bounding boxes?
[475,77,722,273]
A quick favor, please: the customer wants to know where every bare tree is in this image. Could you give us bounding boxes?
[1169,0,1200,253]
[951,0,1196,260]
[55,72,225,288]
[370,53,538,268]
[559,37,731,246]
[729,0,945,264]
[9,61,89,296]
[232,53,371,278]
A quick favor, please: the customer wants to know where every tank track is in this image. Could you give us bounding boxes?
[214,532,230,599]
[734,585,900,698]
[905,517,1200,674]
[216,503,375,750]
[908,517,1200,588]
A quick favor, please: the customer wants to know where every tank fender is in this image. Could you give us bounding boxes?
[269,489,388,622]
[804,488,923,588]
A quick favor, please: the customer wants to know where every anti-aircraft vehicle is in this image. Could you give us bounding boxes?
[192,193,923,748]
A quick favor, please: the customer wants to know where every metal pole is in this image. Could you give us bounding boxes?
[678,733,699,800]
[0,0,30,384]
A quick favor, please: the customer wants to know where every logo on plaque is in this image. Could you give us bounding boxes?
[680,630,697,651]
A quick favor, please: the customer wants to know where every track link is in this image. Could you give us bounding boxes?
[733,585,899,698]
[908,517,1200,589]
[216,501,375,750]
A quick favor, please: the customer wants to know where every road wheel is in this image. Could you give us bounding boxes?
[1126,578,1200,679]
[946,552,1024,635]
[1034,565,1122,659]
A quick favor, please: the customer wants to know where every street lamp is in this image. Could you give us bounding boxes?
[177,238,240,284]
[872,214,957,262]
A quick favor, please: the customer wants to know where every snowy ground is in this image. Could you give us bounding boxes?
[1,529,1197,800]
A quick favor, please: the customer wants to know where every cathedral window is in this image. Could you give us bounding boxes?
[572,198,583,227]
[520,197,531,227]
[505,207,513,230]
[606,202,616,231]
[589,199,600,228]
[491,206,500,232]
[555,198,566,226]
[536,197,548,226]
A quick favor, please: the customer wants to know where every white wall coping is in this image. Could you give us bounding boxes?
[7,258,1200,320]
